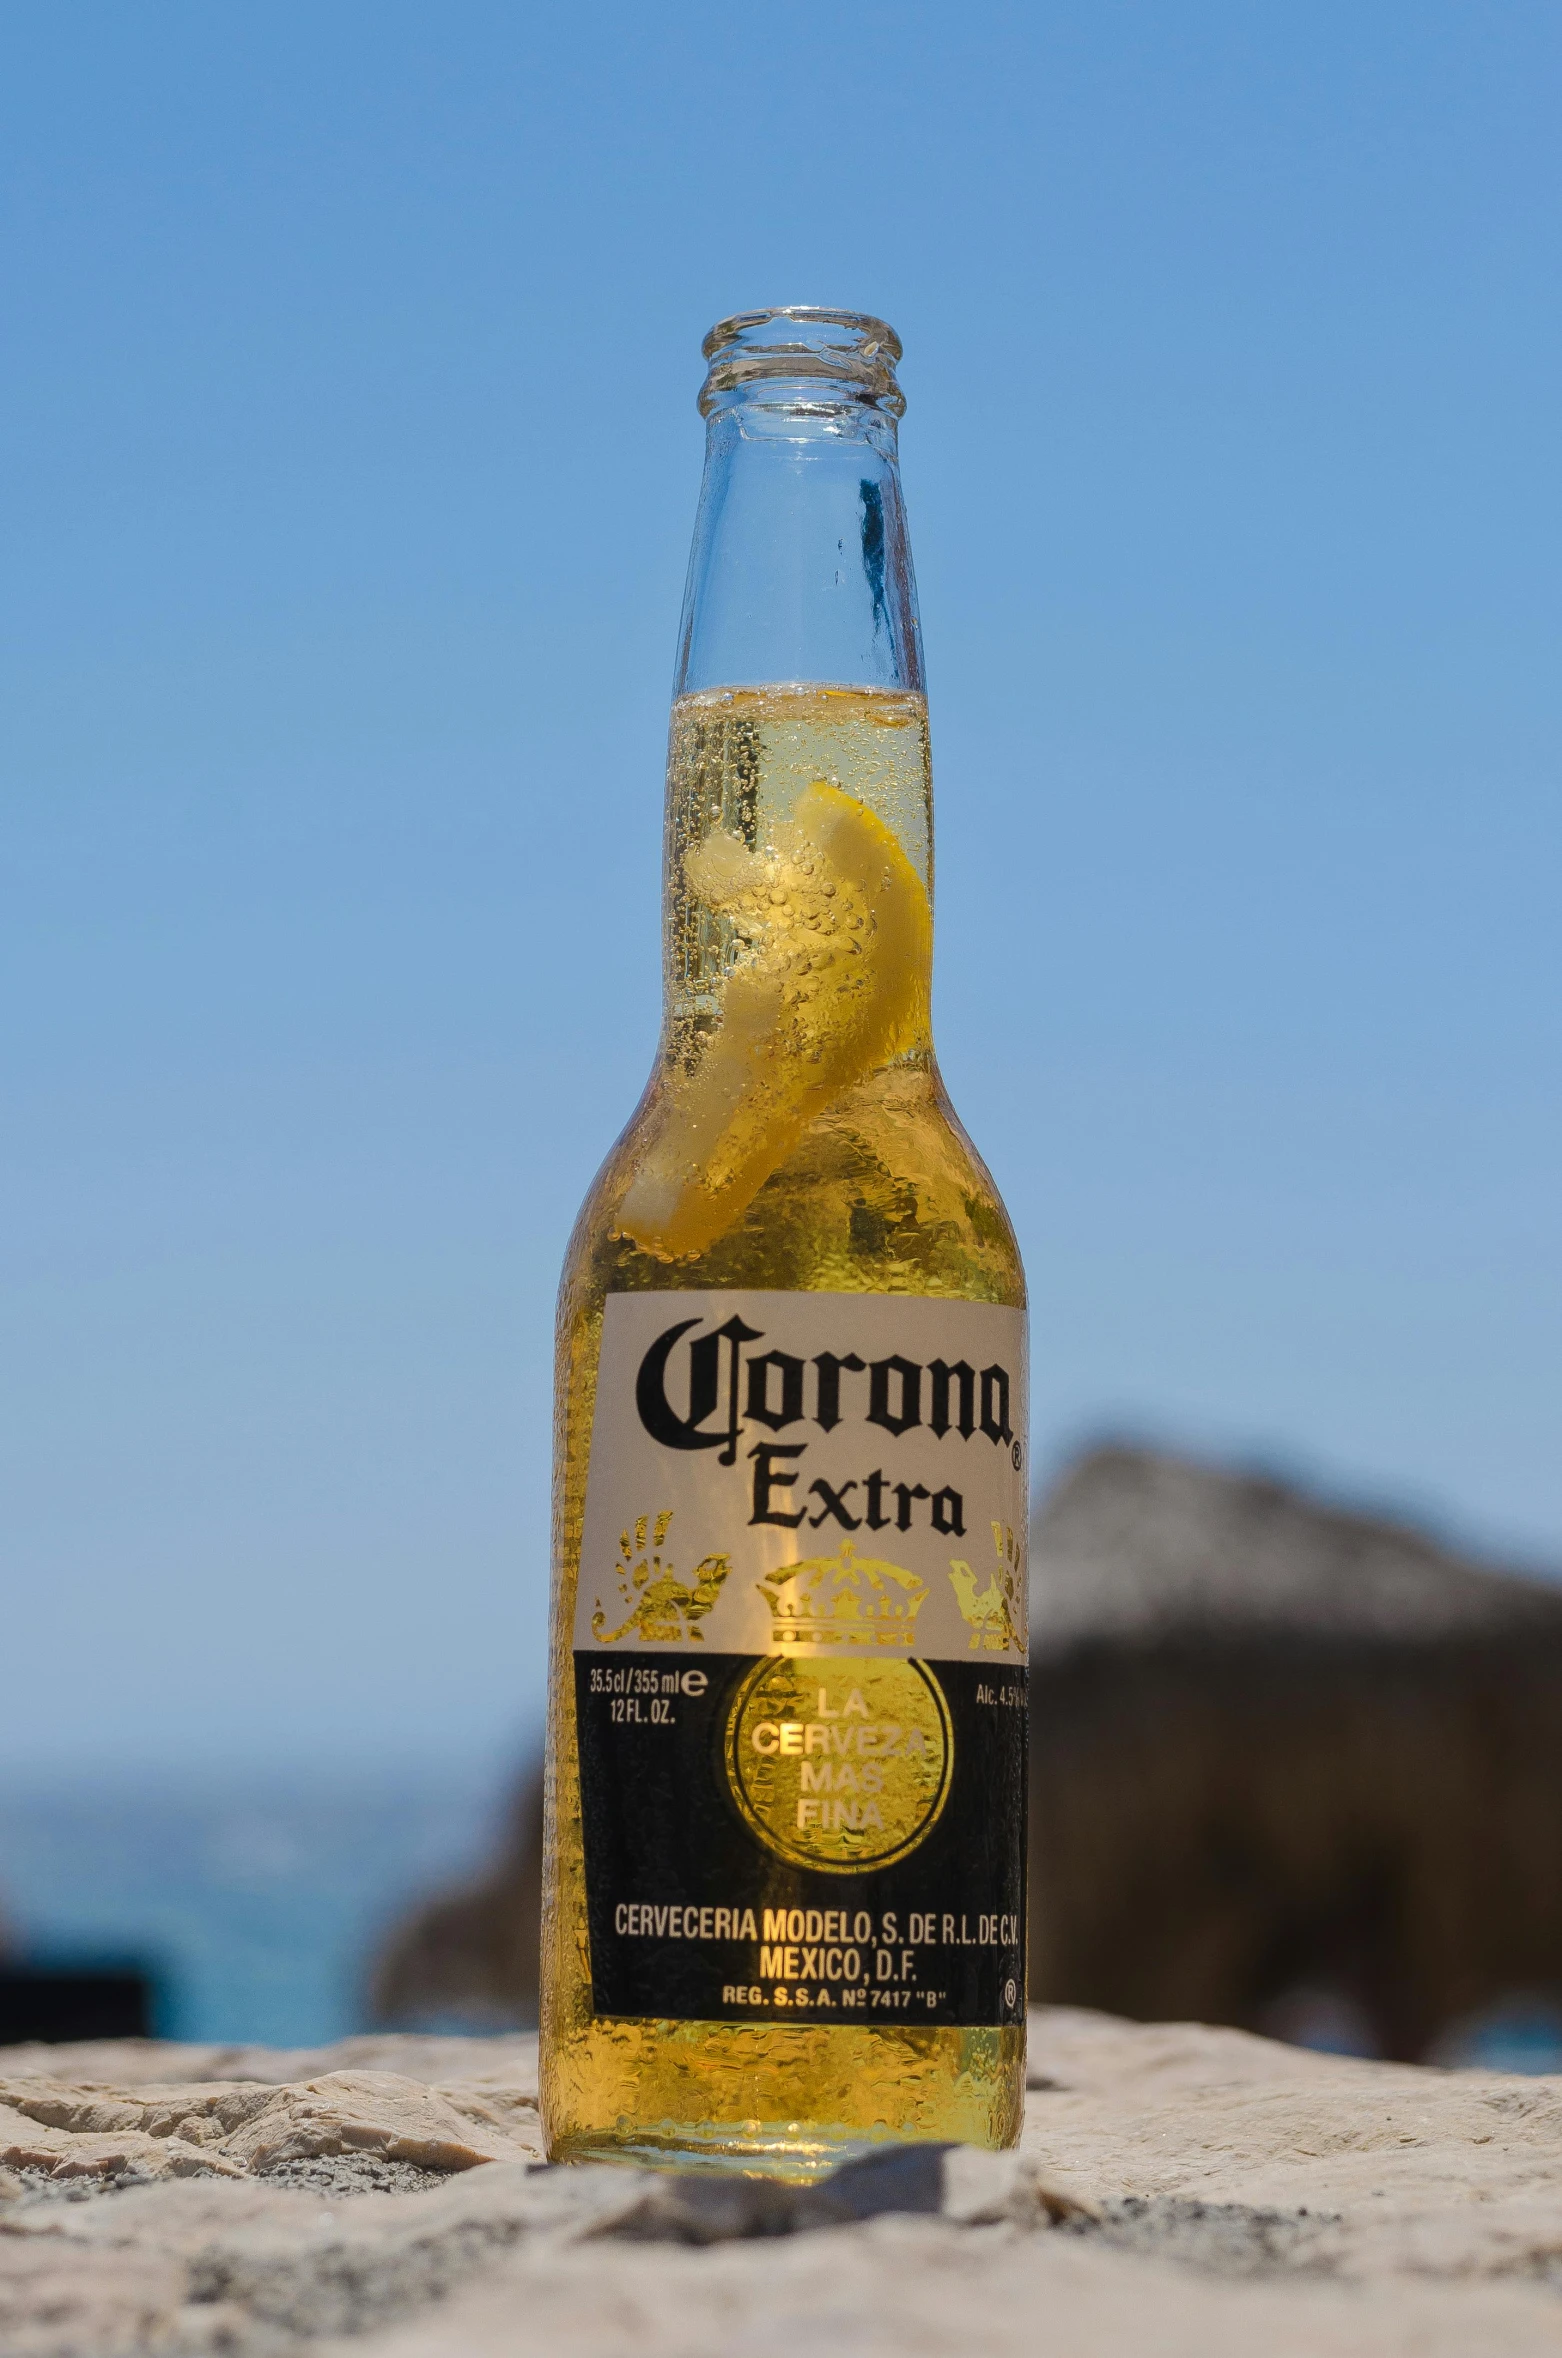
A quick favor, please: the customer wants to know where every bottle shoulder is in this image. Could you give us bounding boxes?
[560,1058,1025,1325]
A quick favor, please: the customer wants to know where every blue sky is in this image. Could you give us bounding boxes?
[3,2,1558,1773]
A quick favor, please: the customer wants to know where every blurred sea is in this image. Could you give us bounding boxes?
[5,1766,1560,2069]
[0,1766,513,2046]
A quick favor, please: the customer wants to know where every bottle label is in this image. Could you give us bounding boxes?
[571,1290,1027,2028]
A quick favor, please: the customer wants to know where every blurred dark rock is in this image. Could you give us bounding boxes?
[1028,1446,1562,2058]
[367,1447,1562,2063]
[0,1969,153,2045]
[368,1776,543,2030]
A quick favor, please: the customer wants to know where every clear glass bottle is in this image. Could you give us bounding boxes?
[541,309,1028,2176]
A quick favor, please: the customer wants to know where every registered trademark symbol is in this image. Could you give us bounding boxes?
[1004,1978,1018,2008]
[1011,1440,1022,1470]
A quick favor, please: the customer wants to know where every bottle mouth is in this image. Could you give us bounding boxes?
[699,307,905,419]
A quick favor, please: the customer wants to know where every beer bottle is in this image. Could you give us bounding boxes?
[541,309,1027,2174]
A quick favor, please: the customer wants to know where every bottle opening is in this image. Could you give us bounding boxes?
[700,308,905,419]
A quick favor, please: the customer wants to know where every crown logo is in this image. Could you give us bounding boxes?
[756,1540,928,1648]
[592,1511,731,1644]
[948,1522,1027,1654]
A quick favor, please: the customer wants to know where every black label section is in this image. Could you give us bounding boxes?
[574,1652,1027,2027]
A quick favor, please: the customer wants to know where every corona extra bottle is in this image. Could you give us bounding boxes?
[541,309,1027,2174]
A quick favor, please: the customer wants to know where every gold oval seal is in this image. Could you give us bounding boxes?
[724,1655,953,1873]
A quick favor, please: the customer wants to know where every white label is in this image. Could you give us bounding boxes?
[574,1291,1028,1663]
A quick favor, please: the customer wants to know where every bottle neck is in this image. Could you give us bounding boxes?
[666,355,934,1034]
[616,314,937,1256]
[674,398,925,699]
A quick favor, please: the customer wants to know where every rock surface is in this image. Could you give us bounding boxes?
[3,2015,1562,2353]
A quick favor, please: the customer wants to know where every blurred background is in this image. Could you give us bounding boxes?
[2,4,1558,2061]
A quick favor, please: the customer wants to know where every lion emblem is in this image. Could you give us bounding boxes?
[592,1510,732,1643]
[948,1521,1027,1654]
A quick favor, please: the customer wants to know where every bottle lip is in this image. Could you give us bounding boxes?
[699,307,905,419]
